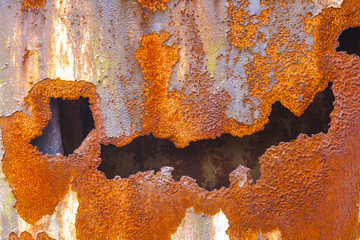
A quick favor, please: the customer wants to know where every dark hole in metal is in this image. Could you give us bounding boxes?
[98,82,334,191]
[30,97,95,156]
[337,27,360,56]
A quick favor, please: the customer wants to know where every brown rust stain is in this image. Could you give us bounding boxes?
[2,0,360,239]
[137,0,170,12]
[22,0,46,10]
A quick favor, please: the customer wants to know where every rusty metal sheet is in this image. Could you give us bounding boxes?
[1,0,360,239]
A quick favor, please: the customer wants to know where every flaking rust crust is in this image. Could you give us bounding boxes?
[9,231,54,240]
[137,0,170,11]
[0,79,102,224]
[1,0,360,240]
[133,31,230,147]
[226,0,327,139]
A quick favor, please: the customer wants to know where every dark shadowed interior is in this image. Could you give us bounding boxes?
[337,27,360,56]
[98,82,335,191]
[31,97,95,156]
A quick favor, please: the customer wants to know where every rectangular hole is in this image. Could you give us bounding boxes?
[31,97,95,156]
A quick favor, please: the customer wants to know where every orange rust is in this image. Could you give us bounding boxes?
[135,30,180,133]
[137,0,170,12]
[22,0,46,10]
[226,0,327,140]
[228,1,259,51]
[0,79,102,224]
[9,231,53,240]
[133,30,231,147]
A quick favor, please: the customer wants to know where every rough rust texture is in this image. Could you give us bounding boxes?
[1,0,360,239]
[226,0,327,139]
[133,30,229,147]
[9,231,53,240]
[22,0,46,9]
[137,0,170,11]
[0,80,102,223]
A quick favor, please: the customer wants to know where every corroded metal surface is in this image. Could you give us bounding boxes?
[9,231,53,240]
[0,0,359,239]
[0,0,341,142]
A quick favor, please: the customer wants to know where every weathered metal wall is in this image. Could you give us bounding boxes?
[1,0,360,239]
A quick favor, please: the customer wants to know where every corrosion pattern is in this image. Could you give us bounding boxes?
[0,0,360,239]
[137,0,170,11]
[22,0,46,10]
[9,231,54,240]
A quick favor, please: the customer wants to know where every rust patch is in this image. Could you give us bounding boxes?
[229,1,271,51]
[9,231,54,240]
[22,0,46,10]
[133,30,230,147]
[137,0,170,12]
[135,30,180,135]
[226,0,328,140]
[0,79,102,224]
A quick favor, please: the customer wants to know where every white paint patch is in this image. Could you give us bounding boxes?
[211,210,230,240]
[0,128,20,239]
[318,0,343,8]
[239,174,247,188]
[50,0,75,80]
[78,30,92,80]
[171,208,230,240]
[56,186,78,240]
[257,229,283,240]
[313,0,343,15]
[18,186,79,240]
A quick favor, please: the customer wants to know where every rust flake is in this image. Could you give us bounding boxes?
[22,0,46,10]
[137,0,170,12]
[9,231,54,240]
